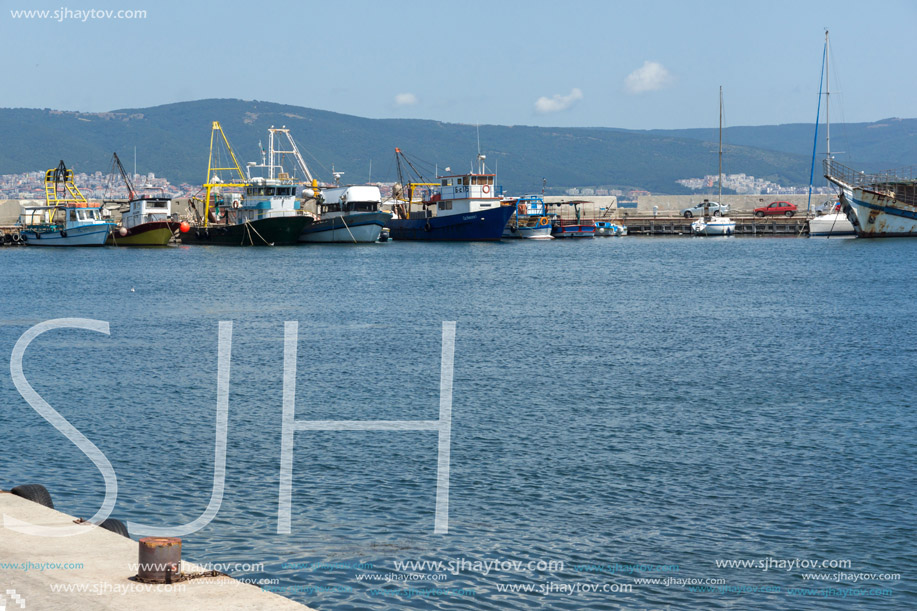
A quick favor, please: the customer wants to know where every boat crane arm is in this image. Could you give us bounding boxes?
[110,153,136,200]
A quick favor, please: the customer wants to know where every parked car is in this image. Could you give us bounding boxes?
[680,201,729,218]
[754,201,797,217]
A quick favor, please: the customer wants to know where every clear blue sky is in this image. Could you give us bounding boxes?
[2,0,914,129]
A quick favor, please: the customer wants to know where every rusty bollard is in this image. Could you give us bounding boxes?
[138,537,181,583]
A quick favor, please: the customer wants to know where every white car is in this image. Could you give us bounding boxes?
[681,201,729,218]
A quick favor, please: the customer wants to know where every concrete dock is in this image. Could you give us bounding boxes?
[0,492,314,610]
[621,215,809,236]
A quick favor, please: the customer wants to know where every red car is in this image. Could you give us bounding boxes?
[754,201,797,217]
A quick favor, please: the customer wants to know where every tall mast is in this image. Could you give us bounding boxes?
[718,86,723,202]
[825,30,831,159]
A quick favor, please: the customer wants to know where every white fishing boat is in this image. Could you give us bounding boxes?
[503,195,553,239]
[300,185,390,243]
[692,88,736,237]
[18,161,114,246]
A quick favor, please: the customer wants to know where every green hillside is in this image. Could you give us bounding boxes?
[1,99,907,194]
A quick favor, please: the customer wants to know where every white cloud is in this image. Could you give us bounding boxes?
[394,92,418,107]
[624,61,673,94]
[534,88,583,114]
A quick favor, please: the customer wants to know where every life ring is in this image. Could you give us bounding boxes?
[482,185,491,194]
[539,216,549,226]
[232,200,241,209]
[424,220,432,232]
[519,204,527,215]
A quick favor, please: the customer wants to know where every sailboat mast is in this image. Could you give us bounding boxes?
[718,86,723,202]
[825,30,831,159]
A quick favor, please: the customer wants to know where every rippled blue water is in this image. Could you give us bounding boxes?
[1,237,915,610]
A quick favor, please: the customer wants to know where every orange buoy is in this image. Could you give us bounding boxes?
[179,221,190,233]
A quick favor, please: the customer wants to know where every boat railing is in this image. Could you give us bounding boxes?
[824,158,917,188]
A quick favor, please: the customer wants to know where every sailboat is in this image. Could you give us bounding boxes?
[692,87,736,237]
[821,31,916,237]
[807,30,856,237]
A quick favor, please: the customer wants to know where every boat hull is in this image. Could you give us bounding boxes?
[840,187,917,238]
[107,221,177,246]
[21,223,113,246]
[298,212,388,243]
[808,212,855,237]
[503,223,553,239]
[387,205,515,241]
[553,224,595,238]
[179,216,312,246]
[691,219,736,236]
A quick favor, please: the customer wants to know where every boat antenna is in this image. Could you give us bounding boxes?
[718,86,723,203]
[806,30,828,215]
[825,29,831,160]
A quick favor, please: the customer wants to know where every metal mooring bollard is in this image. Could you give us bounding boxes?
[138,537,182,583]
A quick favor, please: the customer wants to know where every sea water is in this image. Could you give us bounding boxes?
[1,237,914,609]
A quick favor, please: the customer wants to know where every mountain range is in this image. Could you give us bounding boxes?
[0,99,913,195]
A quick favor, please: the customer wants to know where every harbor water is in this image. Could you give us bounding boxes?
[1,237,914,609]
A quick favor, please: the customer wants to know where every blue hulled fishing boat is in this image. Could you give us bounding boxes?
[386,149,516,241]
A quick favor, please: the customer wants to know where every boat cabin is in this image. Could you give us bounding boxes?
[122,197,171,229]
[431,173,500,215]
[319,186,382,217]
[20,205,104,228]
[234,178,300,220]
[514,195,546,217]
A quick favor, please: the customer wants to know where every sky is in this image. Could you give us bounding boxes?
[2,0,915,130]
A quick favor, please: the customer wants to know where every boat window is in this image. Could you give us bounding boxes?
[70,210,78,221]
[438,201,452,211]
[462,177,469,186]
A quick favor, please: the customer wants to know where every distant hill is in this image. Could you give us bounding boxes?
[0,99,912,194]
[639,117,917,171]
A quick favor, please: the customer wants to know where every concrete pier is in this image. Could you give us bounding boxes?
[0,492,313,610]
[622,215,809,236]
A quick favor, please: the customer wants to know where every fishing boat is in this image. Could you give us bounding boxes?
[692,87,736,237]
[178,122,312,246]
[105,153,177,246]
[300,185,390,243]
[594,220,627,236]
[17,161,114,246]
[502,195,553,239]
[549,200,595,238]
[824,160,917,237]
[386,149,516,241]
[805,30,855,238]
